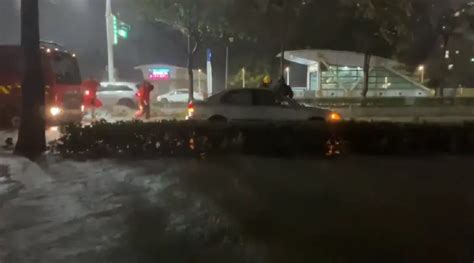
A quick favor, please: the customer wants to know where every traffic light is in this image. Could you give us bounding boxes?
[113,15,131,45]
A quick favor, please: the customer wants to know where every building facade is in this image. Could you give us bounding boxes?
[283,50,434,98]
[135,64,207,96]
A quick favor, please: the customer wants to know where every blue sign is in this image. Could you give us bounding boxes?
[207,49,212,62]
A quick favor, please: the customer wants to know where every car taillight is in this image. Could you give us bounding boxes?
[188,102,195,117]
[329,112,342,122]
[84,90,90,96]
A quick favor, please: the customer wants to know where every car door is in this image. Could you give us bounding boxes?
[122,85,138,101]
[219,89,254,121]
[176,90,189,102]
[97,84,116,106]
[114,85,136,105]
[109,85,130,104]
[253,90,302,121]
[167,91,178,102]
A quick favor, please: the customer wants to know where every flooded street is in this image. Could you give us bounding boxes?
[0,157,250,263]
[2,155,474,262]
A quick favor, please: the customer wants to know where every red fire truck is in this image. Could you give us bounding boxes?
[0,42,84,128]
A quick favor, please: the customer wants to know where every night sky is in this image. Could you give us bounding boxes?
[0,0,470,83]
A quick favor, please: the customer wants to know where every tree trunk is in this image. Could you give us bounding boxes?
[14,0,46,160]
[280,42,285,79]
[187,35,194,102]
[439,36,450,98]
[280,0,289,79]
[362,52,371,98]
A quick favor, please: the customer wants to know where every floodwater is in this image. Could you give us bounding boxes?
[1,155,474,262]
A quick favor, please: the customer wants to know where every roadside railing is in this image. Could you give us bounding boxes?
[298,97,474,108]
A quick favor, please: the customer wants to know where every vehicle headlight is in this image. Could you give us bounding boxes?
[50,106,63,116]
[328,112,342,122]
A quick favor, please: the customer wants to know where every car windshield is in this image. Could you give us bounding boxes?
[49,54,82,85]
[2,1,474,262]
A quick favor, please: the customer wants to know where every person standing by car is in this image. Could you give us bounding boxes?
[82,78,102,120]
[135,81,154,120]
[274,76,294,99]
[259,75,272,89]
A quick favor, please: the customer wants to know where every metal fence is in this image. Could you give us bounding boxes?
[298,97,474,108]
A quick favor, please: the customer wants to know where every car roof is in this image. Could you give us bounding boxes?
[212,88,272,96]
[206,88,272,102]
[171,89,200,93]
[101,82,137,86]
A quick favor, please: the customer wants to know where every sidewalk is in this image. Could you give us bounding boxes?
[0,163,23,204]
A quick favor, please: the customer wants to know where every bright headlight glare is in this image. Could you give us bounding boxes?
[50,107,62,116]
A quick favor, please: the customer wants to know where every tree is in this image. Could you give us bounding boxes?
[14,0,46,159]
[137,0,230,101]
[342,0,412,98]
[252,0,308,78]
[434,2,473,96]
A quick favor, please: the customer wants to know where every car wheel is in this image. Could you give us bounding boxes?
[160,98,169,104]
[308,117,325,122]
[209,115,227,123]
[11,115,21,129]
[3,107,21,129]
[117,98,136,109]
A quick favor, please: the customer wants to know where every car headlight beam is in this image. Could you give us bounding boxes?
[50,106,62,116]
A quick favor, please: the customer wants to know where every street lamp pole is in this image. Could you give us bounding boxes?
[285,67,290,85]
[418,65,425,84]
[225,46,229,90]
[224,37,234,90]
[242,67,246,88]
[106,0,115,82]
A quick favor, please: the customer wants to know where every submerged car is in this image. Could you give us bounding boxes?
[187,88,342,123]
[98,82,138,109]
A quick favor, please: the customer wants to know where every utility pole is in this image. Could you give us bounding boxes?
[225,37,234,90]
[418,65,425,84]
[225,46,229,90]
[106,0,115,82]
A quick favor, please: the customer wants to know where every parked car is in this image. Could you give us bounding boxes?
[157,89,204,103]
[98,82,138,109]
[187,88,342,123]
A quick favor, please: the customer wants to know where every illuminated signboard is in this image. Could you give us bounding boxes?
[148,68,170,81]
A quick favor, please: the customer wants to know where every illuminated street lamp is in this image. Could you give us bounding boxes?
[285,67,290,85]
[418,65,425,83]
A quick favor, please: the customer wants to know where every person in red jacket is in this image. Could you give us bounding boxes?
[82,78,102,120]
[135,81,154,119]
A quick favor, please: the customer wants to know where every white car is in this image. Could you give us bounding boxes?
[98,82,138,109]
[157,89,204,103]
[188,88,342,123]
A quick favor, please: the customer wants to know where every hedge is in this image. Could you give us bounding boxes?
[52,120,474,159]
